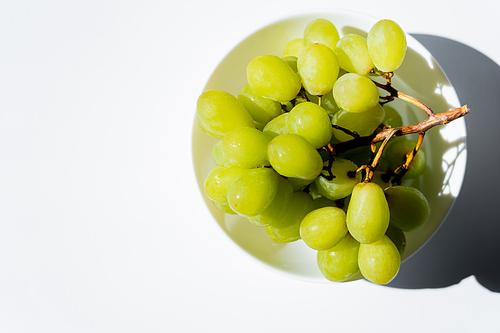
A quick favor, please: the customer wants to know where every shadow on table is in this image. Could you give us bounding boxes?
[387,34,500,292]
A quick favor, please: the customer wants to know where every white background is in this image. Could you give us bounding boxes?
[1,0,499,332]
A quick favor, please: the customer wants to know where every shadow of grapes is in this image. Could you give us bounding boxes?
[387,34,500,292]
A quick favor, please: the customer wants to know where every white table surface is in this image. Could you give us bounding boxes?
[1,0,499,332]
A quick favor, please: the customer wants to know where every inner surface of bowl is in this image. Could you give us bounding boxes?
[192,10,467,282]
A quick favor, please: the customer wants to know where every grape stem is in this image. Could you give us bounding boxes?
[374,80,435,116]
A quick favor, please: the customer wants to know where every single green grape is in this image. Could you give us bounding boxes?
[335,34,374,75]
[297,43,339,96]
[300,206,348,251]
[204,163,249,204]
[287,102,333,148]
[317,233,360,282]
[315,158,361,201]
[331,103,385,142]
[385,186,429,231]
[247,176,293,227]
[222,127,271,169]
[358,235,401,284]
[262,112,289,138]
[385,224,406,255]
[246,55,301,103]
[282,38,305,58]
[227,167,279,217]
[268,134,323,180]
[346,182,390,244]
[303,18,339,51]
[238,84,282,125]
[333,73,380,113]
[367,19,407,73]
[197,89,255,138]
[384,138,426,178]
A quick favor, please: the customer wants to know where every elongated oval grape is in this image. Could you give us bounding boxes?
[358,235,401,284]
[335,34,374,75]
[227,168,279,217]
[238,84,282,125]
[246,55,301,103]
[287,102,332,148]
[303,18,339,51]
[367,19,407,72]
[283,38,305,58]
[266,190,315,242]
[268,134,323,180]
[385,186,429,231]
[204,164,249,204]
[332,104,385,142]
[222,127,271,168]
[384,138,426,178]
[346,182,390,244]
[197,89,255,138]
[315,158,361,200]
[247,176,293,227]
[262,112,289,138]
[317,233,360,282]
[333,73,379,113]
[300,206,347,251]
[297,43,339,96]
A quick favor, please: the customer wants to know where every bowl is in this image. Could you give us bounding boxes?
[191,10,467,282]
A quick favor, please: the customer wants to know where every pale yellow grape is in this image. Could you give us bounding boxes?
[197,89,255,138]
[303,18,339,51]
[297,43,339,96]
[211,140,228,165]
[287,102,333,148]
[333,73,379,113]
[238,84,282,125]
[222,127,271,168]
[358,235,401,284]
[335,34,374,75]
[317,233,360,282]
[367,19,407,72]
[204,164,248,204]
[300,206,348,251]
[346,182,390,244]
[283,38,305,58]
[247,55,301,103]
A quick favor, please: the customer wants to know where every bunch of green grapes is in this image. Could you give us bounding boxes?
[197,18,431,285]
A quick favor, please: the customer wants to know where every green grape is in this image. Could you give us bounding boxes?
[204,163,249,204]
[287,102,333,148]
[246,55,302,103]
[358,235,401,284]
[266,191,315,242]
[331,103,385,142]
[346,182,390,244]
[268,134,323,180]
[384,138,426,178]
[282,56,298,73]
[317,233,360,282]
[297,43,339,96]
[335,34,374,75]
[303,18,339,51]
[313,196,337,209]
[385,224,406,255]
[262,112,289,138]
[367,19,407,73]
[315,158,361,200]
[247,176,293,227]
[266,226,285,243]
[222,127,271,168]
[385,186,429,231]
[238,84,282,125]
[227,167,279,217]
[283,38,305,58]
[382,105,403,128]
[300,206,348,251]
[333,73,379,113]
[197,89,255,138]
[211,140,228,165]
[213,201,237,215]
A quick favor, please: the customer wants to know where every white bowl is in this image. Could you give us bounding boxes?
[192,10,467,283]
